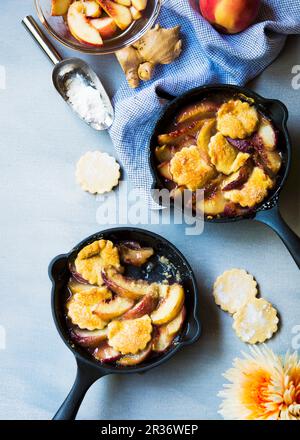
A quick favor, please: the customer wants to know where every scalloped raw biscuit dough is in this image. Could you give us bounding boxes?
[107,315,153,355]
[213,269,257,314]
[76,151,120,194]
[233,298,279,344]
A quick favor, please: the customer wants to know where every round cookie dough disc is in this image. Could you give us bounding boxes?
[213,268,257,314]
[233,298,279,344]
[76,151,120,194]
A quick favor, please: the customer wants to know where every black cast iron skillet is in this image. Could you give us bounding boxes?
[150,84,300,269]
[49,227,201,420]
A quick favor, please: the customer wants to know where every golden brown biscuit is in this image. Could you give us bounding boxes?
[170,145,215,190]
[222,167,274,208]
[217,100,259,139]
[233,298,279,344]
[75,239,122,286]
[208,133,249,175]
[107,315,153,354]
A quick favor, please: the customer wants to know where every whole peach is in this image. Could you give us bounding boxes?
[199,0,261,34]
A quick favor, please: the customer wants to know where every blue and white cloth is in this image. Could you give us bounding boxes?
[110,0,300,203]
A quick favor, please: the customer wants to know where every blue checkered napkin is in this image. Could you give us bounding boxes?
[109,0,300,206]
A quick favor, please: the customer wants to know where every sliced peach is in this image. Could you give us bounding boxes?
[90,17,117,38]
[83,1,102,17]
[93,342,121,363]
[130,6,142,19]
[51,0,72,16]
[151,284,185,325]
[68,277,99,294]
[67,1,103,46]
[96,0,133,30]
[157,161,173,180]
[176,101,220,125]
[257,118,277,151]
[102,268,154,300]
[131,0,147,11]
[71,327,108,347]
[115,0,132,5]
[158,119,206,146]
[117,343,152,366]
[123,290,158,319]
[197,118,216,162]
[163,306,186,336]
[118,242,154,266]
[155,145,179,163]
[93,295,134,320]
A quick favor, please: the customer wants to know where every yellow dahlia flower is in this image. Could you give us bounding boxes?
[218,346,300,420]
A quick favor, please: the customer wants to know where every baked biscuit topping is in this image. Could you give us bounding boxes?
[217,100,259,139]
[75,239,122,286]
[222,167,274,208]
[170,145,215,190]
[107,315,153,355]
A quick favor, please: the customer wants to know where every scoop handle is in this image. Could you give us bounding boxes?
[22,15,62,65]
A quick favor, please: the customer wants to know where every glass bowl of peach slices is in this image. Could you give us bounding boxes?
[35,0,161,54]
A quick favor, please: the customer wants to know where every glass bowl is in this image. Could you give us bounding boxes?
[35,0,161,54]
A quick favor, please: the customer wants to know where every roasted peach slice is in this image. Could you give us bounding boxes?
[117,343,152,366]
[123,290,158,319]
[96,0,133,30]
[131,0,147,11]
[158,119,206,146]
[155,145,178,163]
[71,327,108,348]
[197,118,216,162]
[51,0,72,16]
[164,306,186,336]
[102,268,155,300]
[152,306,186,352]
[68,278,108,295]
[93,295,134,320]
[256,118,277,151]
[151,284,185,325]
[152,326,174,352]
[93,342,121,363]
[67,1,103,46]
[118,242,154,266]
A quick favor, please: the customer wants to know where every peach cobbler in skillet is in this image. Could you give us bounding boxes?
[66,240,186,366]
[155,97,282,218]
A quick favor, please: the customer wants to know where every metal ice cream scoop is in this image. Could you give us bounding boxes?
[22,15,114,130]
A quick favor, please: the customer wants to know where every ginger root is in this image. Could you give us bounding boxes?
[116,24,182,88]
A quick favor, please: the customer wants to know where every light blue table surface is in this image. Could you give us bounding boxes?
[0,0,300,420]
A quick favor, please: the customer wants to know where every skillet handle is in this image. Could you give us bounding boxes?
[255,206,300,269]
[53,358,105,420]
